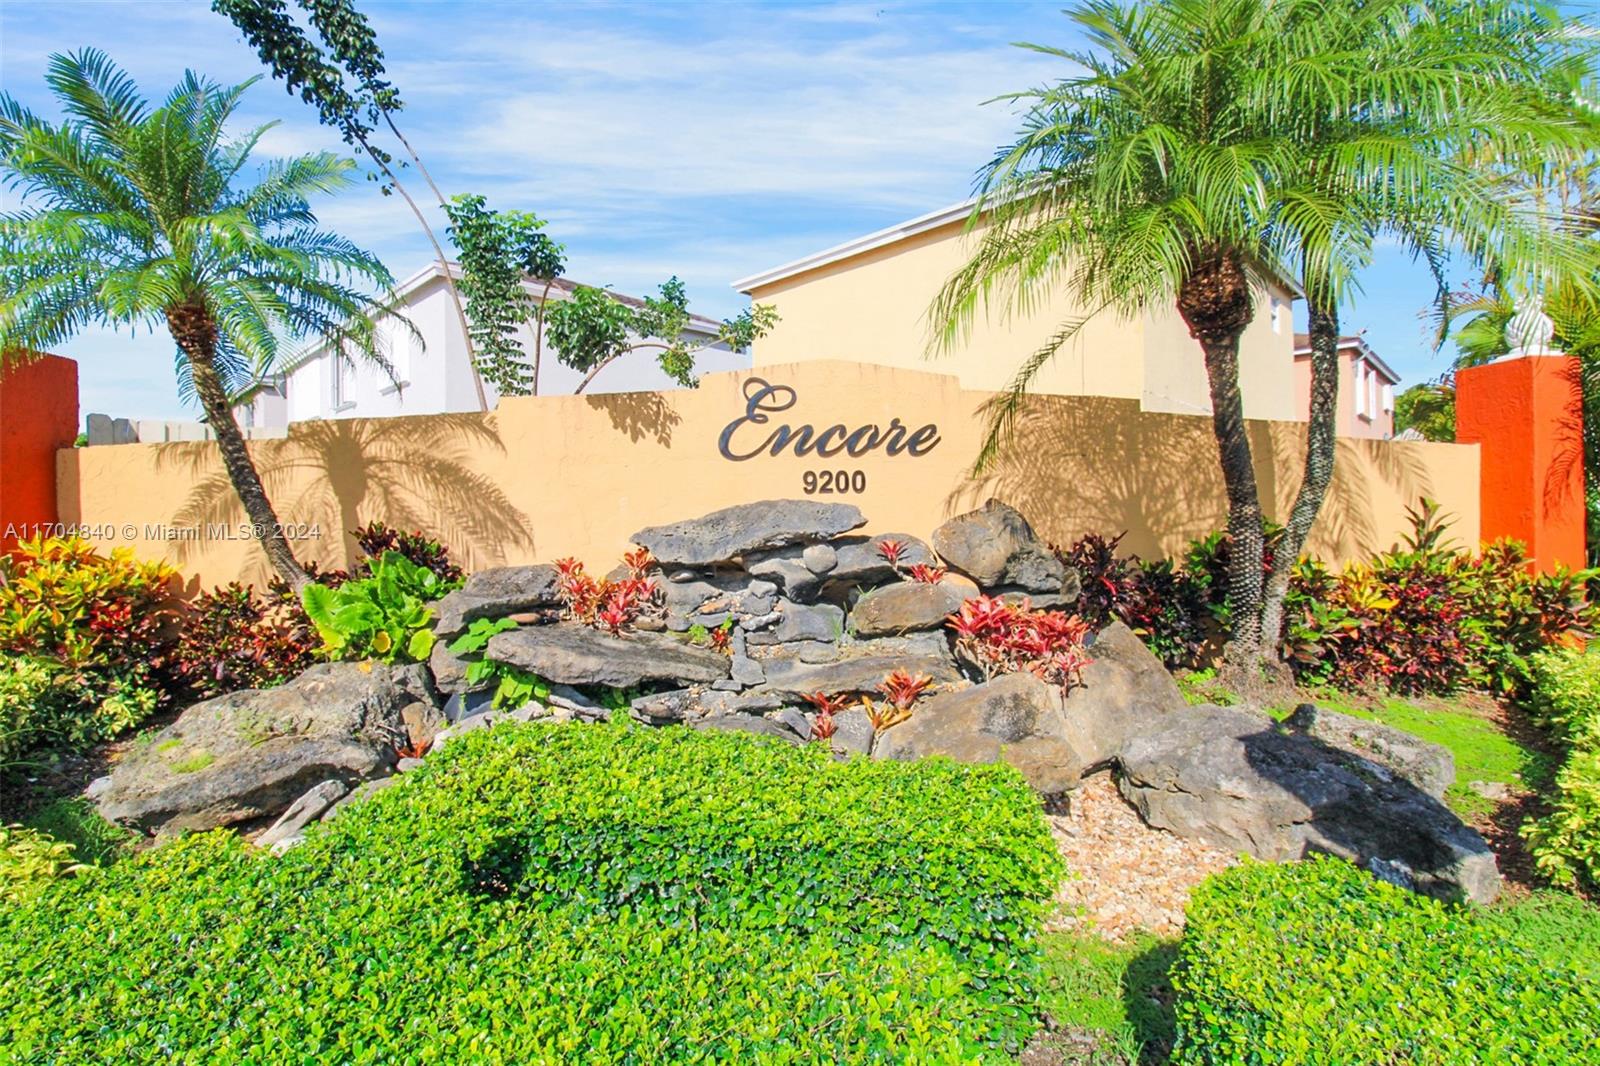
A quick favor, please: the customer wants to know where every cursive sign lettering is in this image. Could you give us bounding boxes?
[719,378,942,462]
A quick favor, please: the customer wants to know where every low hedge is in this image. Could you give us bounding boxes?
[1521,647,1600,889]
[1171,857,1600,1065]
[0,723,1061,1063]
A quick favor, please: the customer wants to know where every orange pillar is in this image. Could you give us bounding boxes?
[1455,354,1585,572]
[0,355,79,553]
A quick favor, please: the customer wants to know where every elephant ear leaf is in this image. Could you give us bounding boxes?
[406,628,436,662]
[300,582,338,636]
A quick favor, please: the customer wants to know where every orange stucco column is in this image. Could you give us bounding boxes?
[0,355,79,553]
[1455,354,1585,572]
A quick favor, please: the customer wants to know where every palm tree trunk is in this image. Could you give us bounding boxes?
[1177,252,1266,668]
[1260,302,1340,649]
[166,304,309,591]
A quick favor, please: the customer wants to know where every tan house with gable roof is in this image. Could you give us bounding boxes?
[734,200,1303,421]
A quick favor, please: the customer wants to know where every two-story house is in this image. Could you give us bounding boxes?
[233,262,735,430]
[733,199,1305,421]
[1292,332,1400,439]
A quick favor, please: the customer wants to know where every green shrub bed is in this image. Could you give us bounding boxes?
[0,724,1061,1063]
[1171,857,1600,1065]
[1520,646,1600,889]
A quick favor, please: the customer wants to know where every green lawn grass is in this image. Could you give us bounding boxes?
[1036,931,1177,1065]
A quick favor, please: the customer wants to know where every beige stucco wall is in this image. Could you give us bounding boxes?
[746,219,1300,422]
[58,361,1477,590]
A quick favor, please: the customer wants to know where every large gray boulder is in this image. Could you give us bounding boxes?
[486,623,729,688]
[872,672,1087,792]
[1058,621,1186,769]
[432,564,562,638]
[1283,703,1456,800]
[632,500,866,568]
[932,500,1067,592]
[96,663,436,834]
[851,581,965,637]
[1118,703,1500,904]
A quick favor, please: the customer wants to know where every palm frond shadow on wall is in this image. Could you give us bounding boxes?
[154,413,534,585]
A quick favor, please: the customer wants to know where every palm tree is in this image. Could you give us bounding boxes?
[1,50,401,590]
[932,0,1594,680]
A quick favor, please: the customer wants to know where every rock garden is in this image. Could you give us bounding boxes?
[4,499,1599,1063]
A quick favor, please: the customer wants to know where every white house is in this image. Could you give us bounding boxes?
[233,262,740,429]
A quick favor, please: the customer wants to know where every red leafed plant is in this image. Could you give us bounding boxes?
[395,737,431,760]
[878,669,933,709]
[803,691,853,716]
[803,692,851,743]
[946,594,1092,692]
[810,711,838,741]
[621,546,656,580]
[555,553,659,632]
[907,563,947,585]
[862,669,934,730]
[876,538,909,571]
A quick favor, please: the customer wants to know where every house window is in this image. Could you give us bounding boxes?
[331,353,355,410]
[1368,367,1379,419]
[1381,383,1394,414]
[1354,360,1366,417]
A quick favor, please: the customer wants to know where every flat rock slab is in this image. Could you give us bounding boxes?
[632,500,866,568]
[433,565,562,638]
[851,581,965,637]
[1118,703,1500,904]
[932,499,1066,592]
[487,624,729,688]
[97,663,435,834]
[1284,703,1455,799]
[759,653,961,699]
[744,601,844,646]
[872,672,1086,792]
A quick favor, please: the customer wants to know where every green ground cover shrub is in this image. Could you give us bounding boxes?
[1482,889,1600,984]
[1521,646,1600,889]
[1171,857,1600,1065]
[0,724,1061,1063]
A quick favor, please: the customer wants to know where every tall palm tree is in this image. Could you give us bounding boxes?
[1,50,401,590]
[932,0,1595,680]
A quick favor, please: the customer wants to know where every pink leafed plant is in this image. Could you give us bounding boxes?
[946,594,1092,692]
[907,563,948,585]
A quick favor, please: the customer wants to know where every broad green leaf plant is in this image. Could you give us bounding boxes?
[300,551,457,663]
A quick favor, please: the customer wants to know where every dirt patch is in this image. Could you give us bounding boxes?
[1046,773,1237,941]
[1019,1025,1133,1066]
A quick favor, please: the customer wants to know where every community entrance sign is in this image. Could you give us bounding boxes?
[717,377,941,495]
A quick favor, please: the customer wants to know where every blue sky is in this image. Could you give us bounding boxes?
[3,0,1478,419]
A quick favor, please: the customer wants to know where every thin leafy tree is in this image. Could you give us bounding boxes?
[213,0,487,408]
[0,50,400,590]
[932,0,1595,679]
